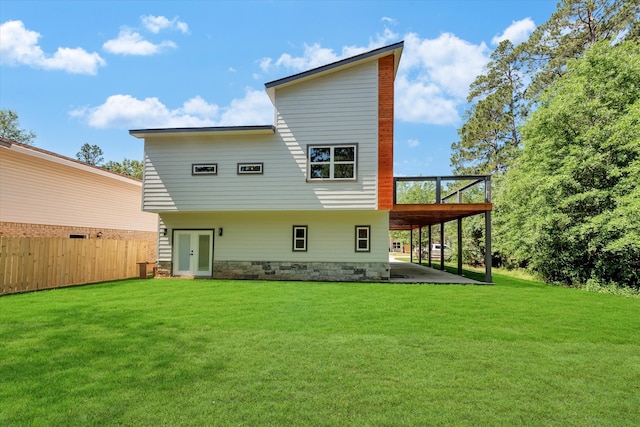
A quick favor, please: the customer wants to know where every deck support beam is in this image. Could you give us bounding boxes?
[439,222,445,271]
[428,225,432,267]
[485,211,492,283]
[457,218,463,275]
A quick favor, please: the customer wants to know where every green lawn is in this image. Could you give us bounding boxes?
[1,274,639,426]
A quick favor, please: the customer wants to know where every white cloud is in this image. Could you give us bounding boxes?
[182,96,219,117]
[141,15,189,34]
[71,89,273,129]
[395,32,489,125]
[103,28,176,55]
[407,138,420,148]
[0,20,105,74]
[395,74,460,125]
[260,27,398,73]
[492,18,536,45]
[217,88,273,126]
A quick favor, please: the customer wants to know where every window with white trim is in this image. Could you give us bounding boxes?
[308,144,357,180]
[355,226,370,252]
[292,226,308,251]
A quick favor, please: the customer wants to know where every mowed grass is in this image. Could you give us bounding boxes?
[1,274,639,426]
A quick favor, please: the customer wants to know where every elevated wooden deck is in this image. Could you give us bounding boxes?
[389,202,492,230]
[390,175,493,283]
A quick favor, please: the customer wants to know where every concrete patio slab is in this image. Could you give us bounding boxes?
[389,256,486,284]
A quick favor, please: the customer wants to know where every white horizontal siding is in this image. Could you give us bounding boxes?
[143,60,380,212]
[158,210,388,263]
[0,148,157,231]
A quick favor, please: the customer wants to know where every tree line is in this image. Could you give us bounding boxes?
[450,0,639,289]
[75,143,143,179]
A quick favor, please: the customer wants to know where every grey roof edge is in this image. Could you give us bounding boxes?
[264,41,404,89]
[129,125,276,137]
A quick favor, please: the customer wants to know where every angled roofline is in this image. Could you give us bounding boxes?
[265,41,404,88]
[0,137,142,184]
[129,125,276,139]
[264,41,404,102]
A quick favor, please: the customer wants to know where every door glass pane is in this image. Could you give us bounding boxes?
[178,234,191,271]
[198,234,210,271]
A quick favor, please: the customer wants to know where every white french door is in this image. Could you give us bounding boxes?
[173,230,213,276]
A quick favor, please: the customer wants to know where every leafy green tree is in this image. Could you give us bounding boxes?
[495,39,640,288]
[103,159,144,180]
[523,0,639,100]
[76,143,104,165]
[0,108,36,145]
[451,40,526,175]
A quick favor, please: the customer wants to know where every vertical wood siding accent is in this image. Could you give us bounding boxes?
[0,148,157,231]
[142,61,380,212]
[157,210,388,264]
[378,54,395,210]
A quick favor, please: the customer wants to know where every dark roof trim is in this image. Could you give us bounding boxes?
[129,125,276,137]
[264,41,404,89]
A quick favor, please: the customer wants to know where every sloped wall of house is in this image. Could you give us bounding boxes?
[142,60,379,212]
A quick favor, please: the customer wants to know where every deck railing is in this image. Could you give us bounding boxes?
[393,175,491,205]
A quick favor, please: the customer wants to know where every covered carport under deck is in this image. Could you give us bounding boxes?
[390,176,493,284]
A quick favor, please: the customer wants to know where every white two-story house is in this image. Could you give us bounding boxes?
[130,42,403,281]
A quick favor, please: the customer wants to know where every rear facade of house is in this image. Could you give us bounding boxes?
[131,42,403,281]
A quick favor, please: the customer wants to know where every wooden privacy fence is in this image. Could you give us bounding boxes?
[0,237,149,295]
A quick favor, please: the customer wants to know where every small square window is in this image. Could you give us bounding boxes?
[292,225,308,252]
[237,162,264,174]
[192,163,217,175]
[355,226,370,252]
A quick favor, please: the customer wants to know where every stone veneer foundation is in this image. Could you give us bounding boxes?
[156,260,390,282]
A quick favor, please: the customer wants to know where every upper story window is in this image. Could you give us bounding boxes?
[307,144,357,181]
[192,163,217,175]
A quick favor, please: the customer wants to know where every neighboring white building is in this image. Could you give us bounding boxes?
[130,42,403,281]
[0,138,158,260]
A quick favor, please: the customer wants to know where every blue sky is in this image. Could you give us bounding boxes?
[1,0,557,176]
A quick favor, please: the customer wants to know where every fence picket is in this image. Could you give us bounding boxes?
[0,238,149,295]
